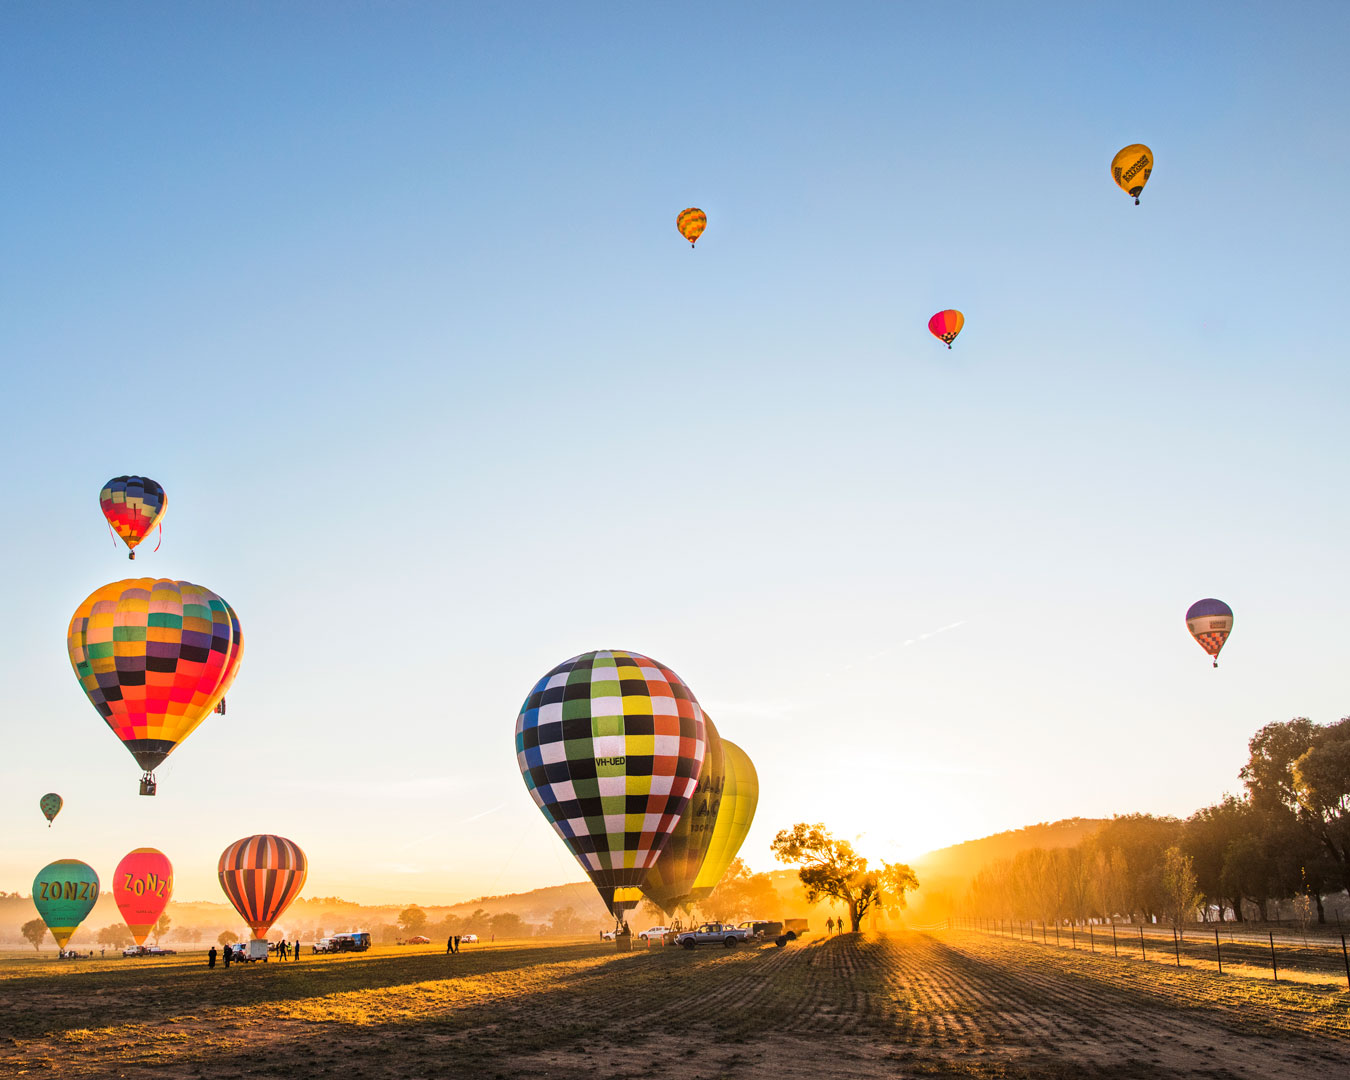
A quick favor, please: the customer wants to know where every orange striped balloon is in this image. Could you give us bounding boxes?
[928,309,965,349]
[218,834,307,939]
[676,207,707,247]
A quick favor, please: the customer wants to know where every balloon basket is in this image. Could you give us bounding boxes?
[614,934,633,952]
[139,774,157,796]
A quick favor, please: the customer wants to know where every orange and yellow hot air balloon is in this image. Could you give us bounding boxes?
[1111,144,1153,205]
[676,207,707,248]
[689,738,758,902]
[218,834,307,939]
[67,579,243,794]
[928,309,965,349]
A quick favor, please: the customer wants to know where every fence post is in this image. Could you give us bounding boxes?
[1269,931,1278,982]
[1341,935,1349,991]
[1055,923,1060,947]
[1215,927,1222,975]
[1071,923,1076,949]
[1112,924,1118,958]
[1139,925,1146,961]
[1172,927,1180,967]
[1089,923,1095,952]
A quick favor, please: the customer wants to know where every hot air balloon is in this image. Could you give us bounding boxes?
[1186,598,1233,668]
[641,715,725,919]
[515,649,707,922]
[100,476,167,560]
[689,738,759,901]
[39,793,63,828]
[114,848,174,946]
[676,207,707,248]
[32,860,99,949]
[67,578,243,795]
[218,835,307,940]
[928,309,964,349]
[1111,144,1153,204]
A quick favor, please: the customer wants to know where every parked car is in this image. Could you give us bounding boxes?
[460,934,478,943]
[601,930,616,941]
[313,931,371,954]
[403,935,431,945]
[638,926,670,942]
[736,921,782,940]
[122,945,177,957]
[674,922,753,949]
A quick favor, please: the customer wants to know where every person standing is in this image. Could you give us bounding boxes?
[447,936,453,955]
[208,946,217,969]
[453,935,461,954]
[826,917,834,934]
[223,944,231,969]
[293,939,301,961]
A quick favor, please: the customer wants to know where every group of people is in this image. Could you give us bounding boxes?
[824,918,846,934]
[445,935,462,953]
[205,939,303,968]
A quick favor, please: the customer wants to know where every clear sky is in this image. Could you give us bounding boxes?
[4,2,1348,906]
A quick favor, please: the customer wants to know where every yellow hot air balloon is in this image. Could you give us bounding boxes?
[1111,144,1153,204]
[640,716,726,918]
[689,738,758,901]
[676,207,707,248]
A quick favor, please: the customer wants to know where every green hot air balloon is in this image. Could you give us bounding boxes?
[641,715,725,919]
[689,739,759,902]
[39,793,63,827]
[32,860,100,949]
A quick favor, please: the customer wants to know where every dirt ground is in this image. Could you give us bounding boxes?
[3,930,1349,1079]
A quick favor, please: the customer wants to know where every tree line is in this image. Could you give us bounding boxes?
[963,716,1350,929]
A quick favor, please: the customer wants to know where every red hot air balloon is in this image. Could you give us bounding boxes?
[218,835,307,939]
[928,309,965,349]
[114,848,174,946]
[100,476,167,559]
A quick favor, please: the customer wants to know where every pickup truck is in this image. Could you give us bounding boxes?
[674,922,753,949]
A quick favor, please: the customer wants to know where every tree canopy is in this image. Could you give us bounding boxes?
[771,823,918,931]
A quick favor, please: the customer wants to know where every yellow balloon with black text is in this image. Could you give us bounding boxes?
[1111,144,1153,204]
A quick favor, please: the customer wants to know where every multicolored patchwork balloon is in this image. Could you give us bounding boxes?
[1111,143,1153,204]
[100,476,167,560]
[218,834,307,939]
[114,848,174,946]
[641,715,725,917]
[67,579,243,792]
[32,859,100,949]
[690,738,759,901]
[516,649,707,917]
[928,309,965,349]
[39,793,63,827]
[1186,598,1233,668]
[676,207,707,248]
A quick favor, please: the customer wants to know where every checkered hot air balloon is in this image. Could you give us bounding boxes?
[676,207,707,248]
[689,738,759,902]
[641,715,725,918]
[218,835,307,940]
[1186,598,1233,668]
[100,476,166,560]
[928,309,965,349]
[515,650,707,919]
[67,579,243,794]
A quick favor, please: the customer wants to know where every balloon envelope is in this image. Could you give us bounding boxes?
[1186,598,1233,666]
[218,834,307,939]
[515,649,708,916]
[114,848,174,946]
[67,578,243,780]
[928,309,964,347]
[100,476,167,558]
[32,859,99,949]
[641,715,725,916]
[690,738,759,900]
[676,207,707,247]
[1111,144,1153,202]
[39,793,63,826]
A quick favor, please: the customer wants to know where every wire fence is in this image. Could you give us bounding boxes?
[953,915,1350,989]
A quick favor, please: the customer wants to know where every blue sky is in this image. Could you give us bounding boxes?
[4,2,1348,905]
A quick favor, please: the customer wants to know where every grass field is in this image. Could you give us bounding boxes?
[3,930,1350,1078]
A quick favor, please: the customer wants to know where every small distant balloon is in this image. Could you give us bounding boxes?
[1186,598,1233,668]
[676,207,707,248]
[1111,144,1153,205]
[928,309,965,349]
[39,793,63,828]
[32,859,100,949]
[114,848,174,946]
[100,476,167,560]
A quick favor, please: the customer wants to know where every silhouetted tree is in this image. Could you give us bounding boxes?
[98,924,134,948]
[21,918,47,951]
[398,906,428,936]
[771,823,918,932]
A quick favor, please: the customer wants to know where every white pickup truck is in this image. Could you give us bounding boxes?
[674,922,753,949]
